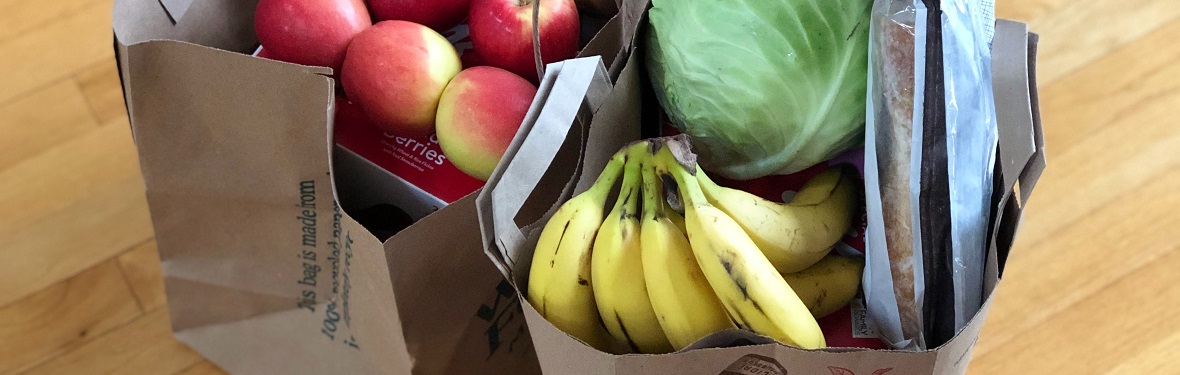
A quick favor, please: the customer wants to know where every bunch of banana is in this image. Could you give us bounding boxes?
[527,146,632,352]
[696,158,859,273]
[527,137,864,354]
[590,145,674,354]
[639,152,736,351]
[783,253,866,319]
[654,143,826,349]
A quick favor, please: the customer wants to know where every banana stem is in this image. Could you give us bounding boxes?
[615,154,642,216]
[586,152,629,201]
[655,147,708,208]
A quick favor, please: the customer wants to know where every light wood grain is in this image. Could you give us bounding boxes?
[1103,330,1180,375]
[0,0,115,105]
[968,246,1180,374]
[1036,19,1180,155]
[973,170,1180,358]
[0,0,106,42]
[0,0,1177,374]
[1011,68,1180,250]
[117,240,168,312]
[21,308,205,375]
[74,60,128,126]
[0,261,142,375]
[1006,15,1180,251]
[0,80,98,170]
[966,12,1180,365]
[1028,0,1180,86]
[996,0,1079,22]
[0,122,153,308]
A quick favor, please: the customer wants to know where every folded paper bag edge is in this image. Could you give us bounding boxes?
[483,57,612,279]
[479,62,569,280]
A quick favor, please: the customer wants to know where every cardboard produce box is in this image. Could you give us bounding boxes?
[477,14,1044,375]
[333,98,484,222]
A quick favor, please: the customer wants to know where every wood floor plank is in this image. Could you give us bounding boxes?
[74,60,127,126]
[117,240,167,312]
[21,308,204,375]
[0,0,106,42]
[973,170,1180,359]
[0,121,153,308]
[0,80,98,171]
[1013,108,1180,250]
[0,0,116,105]
[0,121,136,232]
[1102,330,1180,375]
[1009,25,1180,251]
[0,261,142,375]
[174,361,229,375]
[1037,19,1180,156]
[987,0,1120,30]
[1029,0,1180,85]
[996,0,1078,22]
[967,246,1180,374]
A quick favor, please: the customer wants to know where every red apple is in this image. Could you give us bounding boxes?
[254,0,371,72]
[435,66,538,181]
[341,21,462,137]
[469,0,580,83]
[367,0,471,32]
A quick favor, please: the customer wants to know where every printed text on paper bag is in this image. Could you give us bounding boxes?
[295,179,361,350]
[297,180,320,310]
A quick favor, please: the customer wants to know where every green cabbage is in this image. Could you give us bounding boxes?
[645,0,872,179]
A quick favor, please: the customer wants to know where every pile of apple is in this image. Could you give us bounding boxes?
[254,0,581,181]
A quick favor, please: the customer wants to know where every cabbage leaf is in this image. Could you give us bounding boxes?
[645,0,873,179]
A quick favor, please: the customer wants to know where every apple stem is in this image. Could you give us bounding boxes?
[517,0,533,6]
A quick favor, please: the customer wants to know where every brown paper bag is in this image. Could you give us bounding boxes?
[111,0,586,373]
[477,21,1046,375]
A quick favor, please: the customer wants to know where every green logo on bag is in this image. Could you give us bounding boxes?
[477,279,530,357]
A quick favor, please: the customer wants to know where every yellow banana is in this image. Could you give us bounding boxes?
[782,253,865,319]
[591,146,674,354]
[696,166,859,274]
[640,155,736,351]
[528,150,629,352]
[656,142,826,349]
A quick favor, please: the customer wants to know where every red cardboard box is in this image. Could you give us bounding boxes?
[334,98,484,218]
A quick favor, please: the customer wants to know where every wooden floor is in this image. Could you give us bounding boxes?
[0,0,1177,374]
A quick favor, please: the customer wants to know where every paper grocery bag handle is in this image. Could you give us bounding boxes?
[482,57,612,278]
[531,0,544,81]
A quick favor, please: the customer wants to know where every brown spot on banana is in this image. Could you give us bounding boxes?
[551,221,572,258]
[616,313,642,353]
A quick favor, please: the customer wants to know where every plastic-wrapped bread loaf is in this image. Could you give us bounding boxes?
[876,13,923,346]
